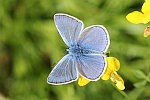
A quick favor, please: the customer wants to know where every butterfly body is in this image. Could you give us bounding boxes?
[68,45,102,57]
[47,13,110,85]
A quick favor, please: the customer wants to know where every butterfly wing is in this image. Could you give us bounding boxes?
[77,54,107,81]
[54,13,84,47]
[47,54,78,85]
[78,25,110,52]
[77,25,110,80]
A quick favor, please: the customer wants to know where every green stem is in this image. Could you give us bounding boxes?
[111,82,132,100]
[118,90,132,100]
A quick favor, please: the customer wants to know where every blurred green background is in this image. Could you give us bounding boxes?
[1,0,150,100]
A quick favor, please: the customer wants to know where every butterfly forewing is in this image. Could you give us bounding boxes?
[54,14,84,46]
[77,54,107,81]
[47,55,78,84]
[78,25,110,52]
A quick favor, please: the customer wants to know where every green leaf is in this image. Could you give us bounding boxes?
[133,69,147,79]
[134,80,147,88]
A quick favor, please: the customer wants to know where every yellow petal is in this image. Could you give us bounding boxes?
[144,26,150,37]
[115,79,125,90]
[101,57,120,80]
[78,76,90,86]
[143,11,150,24]
[107,57,120,71]
[110,72,125,90]
[101,73,110,80]
[142,0,150,13]
[126,11,144,24]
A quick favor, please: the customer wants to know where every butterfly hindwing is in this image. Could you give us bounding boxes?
[77,54,107,81]
[47,54,78,84]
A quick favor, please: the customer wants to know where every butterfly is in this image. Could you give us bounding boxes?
[47,13,110,85]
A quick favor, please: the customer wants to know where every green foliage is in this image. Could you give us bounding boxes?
[0,0,150,100]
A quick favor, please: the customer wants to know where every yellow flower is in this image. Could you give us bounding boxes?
[101,57,120,80]
[144,26,150,37]
[78,57,125,90]
[101,57,125,90]
[78,76,90,86]
[126,0,150,24]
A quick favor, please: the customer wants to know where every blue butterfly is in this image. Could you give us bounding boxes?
[47,13,110,85]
